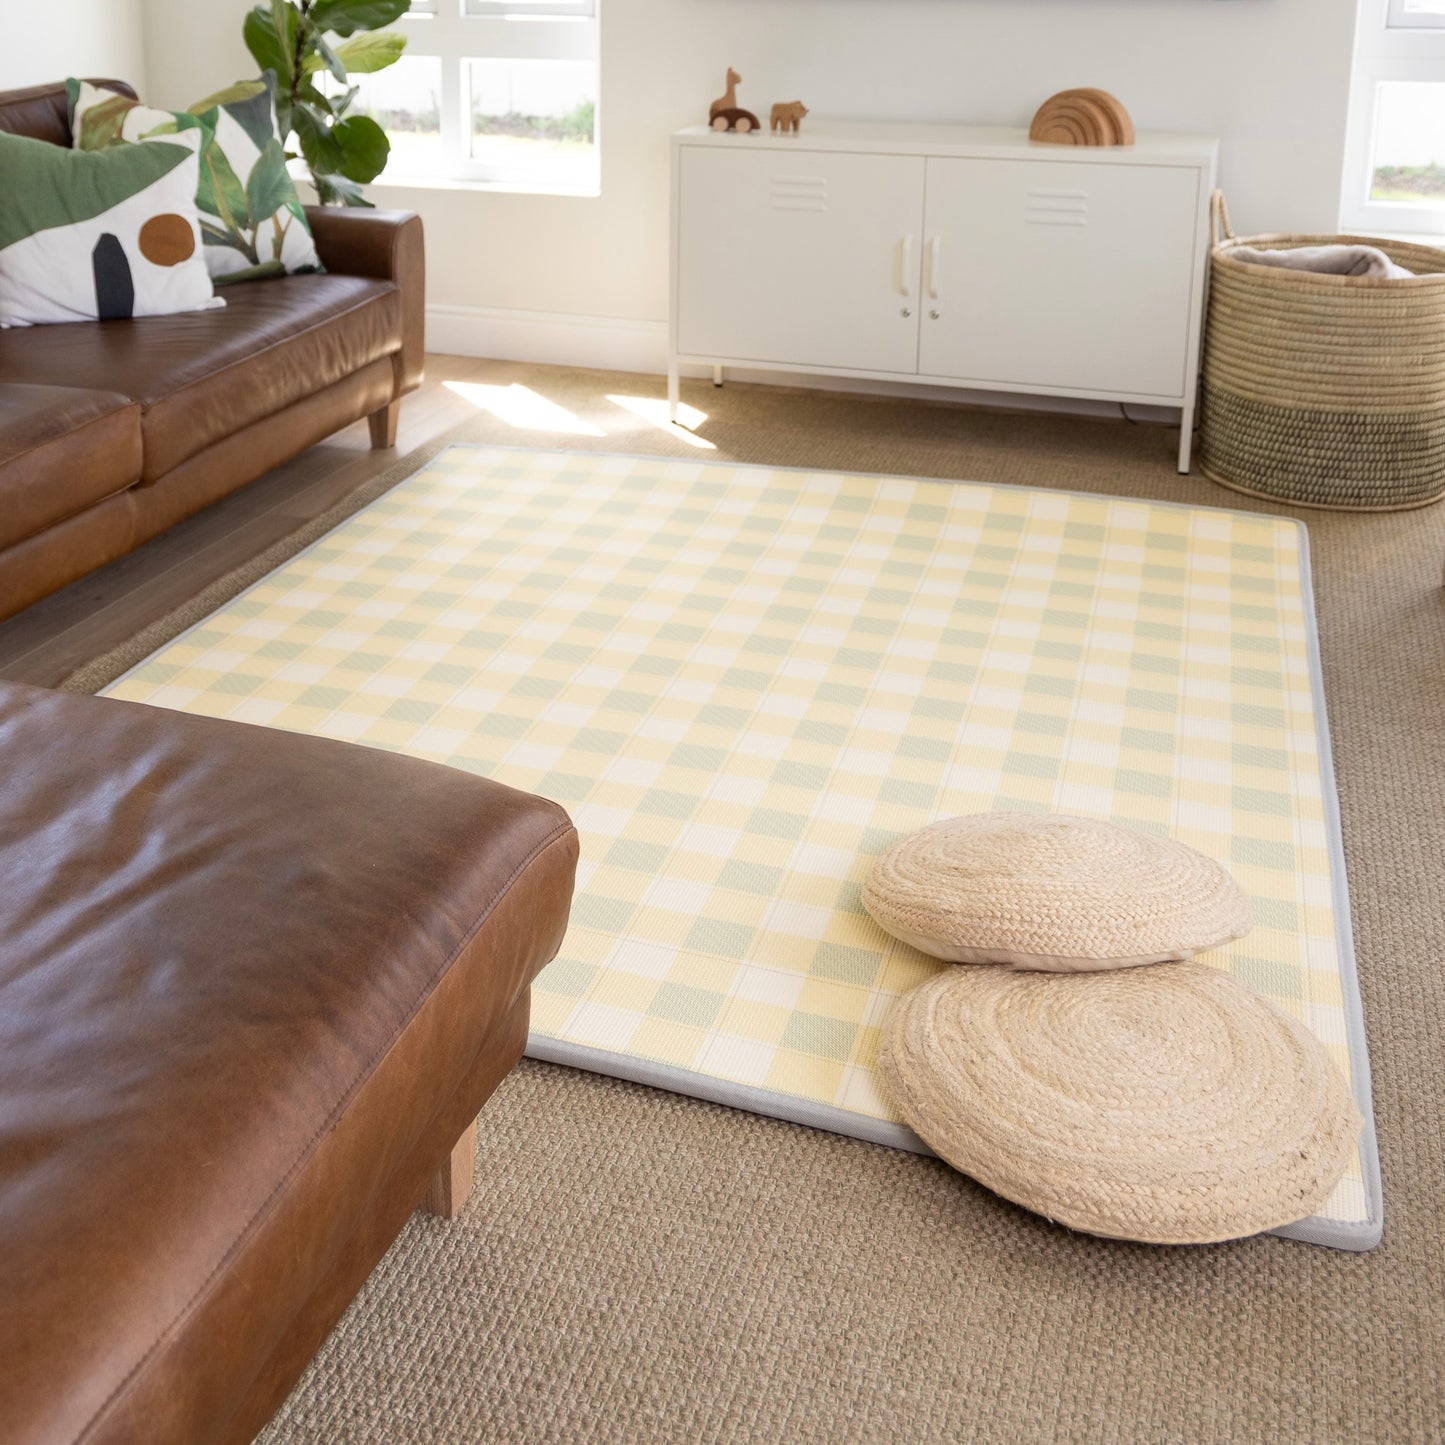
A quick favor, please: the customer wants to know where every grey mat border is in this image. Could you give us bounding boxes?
[96,443,1382,1251]
[525,1035,931,1155]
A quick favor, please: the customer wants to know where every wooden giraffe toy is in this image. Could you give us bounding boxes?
[708,67,761,134]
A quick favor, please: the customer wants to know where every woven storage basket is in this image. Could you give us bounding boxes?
[1199,191,1445,511]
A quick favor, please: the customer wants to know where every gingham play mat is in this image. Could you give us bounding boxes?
[103,446,1382,1250]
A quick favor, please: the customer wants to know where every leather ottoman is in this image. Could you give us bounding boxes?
[0,682,578,1444]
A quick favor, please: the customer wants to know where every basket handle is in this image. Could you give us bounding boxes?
[1210,190,1235,247]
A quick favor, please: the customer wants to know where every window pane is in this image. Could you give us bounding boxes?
[346,55,445,179]
[1388,0,1445,26]
[465,1,596,15]
[467,59,597,187]
[1370,82,1445,206]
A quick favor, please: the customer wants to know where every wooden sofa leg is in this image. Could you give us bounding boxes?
[368,400,400,450]
[421,1117,477,1220]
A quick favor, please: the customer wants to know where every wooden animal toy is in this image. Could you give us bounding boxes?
[770,101,809,134]
[708,68,761,134]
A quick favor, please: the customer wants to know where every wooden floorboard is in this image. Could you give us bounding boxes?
[0,354,491,688]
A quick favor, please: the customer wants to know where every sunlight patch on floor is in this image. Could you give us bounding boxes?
[444,382,605,437]
[605,395,716,449]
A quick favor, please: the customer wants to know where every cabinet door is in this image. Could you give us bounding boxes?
[676,146,925,374]
[917,158,1201,399]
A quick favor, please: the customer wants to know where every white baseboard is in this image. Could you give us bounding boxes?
[425,303,1181,425]
[426,303,669,375]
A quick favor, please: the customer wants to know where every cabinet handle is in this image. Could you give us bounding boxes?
[898,235,914,296]
[926,236,942,299]
[924,234,947,299]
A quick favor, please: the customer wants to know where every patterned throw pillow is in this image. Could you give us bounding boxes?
[68,75,323,285]
[0,129,222,327]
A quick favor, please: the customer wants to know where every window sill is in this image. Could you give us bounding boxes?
[368,173,601,199]
[1348,226,1445,244]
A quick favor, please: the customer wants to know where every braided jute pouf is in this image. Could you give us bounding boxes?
[880,963,1361,1244]
[861,813,1252,971]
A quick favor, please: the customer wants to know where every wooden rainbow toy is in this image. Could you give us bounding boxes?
[1029,89,1135,147]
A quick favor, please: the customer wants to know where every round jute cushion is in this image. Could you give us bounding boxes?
[880,963,1361,1244]
[861,813,1252,971]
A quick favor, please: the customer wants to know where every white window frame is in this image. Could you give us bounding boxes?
[1341,0,1445,232]
[372,0,600,195]
[1388,0,1445,27]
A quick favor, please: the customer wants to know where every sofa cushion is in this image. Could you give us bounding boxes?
[0,681,578,1444]
[0,129,221,327]
[0,383,142,549]
[0,273,401,480]
[69,75,324,285]
[0,79,135,146]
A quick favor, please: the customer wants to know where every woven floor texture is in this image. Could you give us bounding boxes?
[100,369,1440,1443]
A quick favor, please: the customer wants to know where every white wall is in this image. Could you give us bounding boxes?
[0,0,147,94]
[140,0,1360,359]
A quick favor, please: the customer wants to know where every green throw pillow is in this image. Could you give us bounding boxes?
[0,129,222,327]
[68,75,323,285]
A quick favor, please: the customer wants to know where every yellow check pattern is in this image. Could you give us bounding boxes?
[104,447,1371,1234]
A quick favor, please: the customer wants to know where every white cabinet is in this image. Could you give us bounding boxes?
[669,123,1218,472]
[916,158,1202,398]
[676,148,926,374]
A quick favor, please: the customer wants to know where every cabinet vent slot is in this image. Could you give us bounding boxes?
[1025,187,1089,228]
[770,175,828,212]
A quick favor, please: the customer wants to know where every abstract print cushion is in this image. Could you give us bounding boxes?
[68,75,322,285]
[0,130,221,327]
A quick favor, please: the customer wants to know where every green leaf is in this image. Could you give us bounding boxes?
[275,92,294,149]
[330,113,389,183]
[308,26,349,85]
[78,93,140,150]
[332,29,406,74]
[199,218,260,265]
[293,101,345,175]
[314,171,374,207]
[215,259,289,284]
[242,5,294,80]
[188,79,268,114]
[224,71,283,153]
[271,0,291,50]
[297,78,333,110]
[200,219,237,248]
[196,135,253,238]
[246,138,298,223]
[309,0,411,38]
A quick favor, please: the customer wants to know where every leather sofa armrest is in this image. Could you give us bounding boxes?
[305,207,425,396]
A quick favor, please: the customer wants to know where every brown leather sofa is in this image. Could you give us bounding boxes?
[0,679,578,1444]
[0,80,425,624]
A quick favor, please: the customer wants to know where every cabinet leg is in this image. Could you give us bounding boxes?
[713,365,724,388]
[1177,402,1195,475]
[667,361,680,423]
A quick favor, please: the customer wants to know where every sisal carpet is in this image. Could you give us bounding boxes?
[65,370,1444,1439]
[96,445,1376,1248]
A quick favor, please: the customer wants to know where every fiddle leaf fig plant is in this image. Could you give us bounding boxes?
[243,0,410,207]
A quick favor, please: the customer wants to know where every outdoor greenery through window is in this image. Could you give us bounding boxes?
[344,0,599,193]
[1370,81,1445,205]
[1345,0,1445,230]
